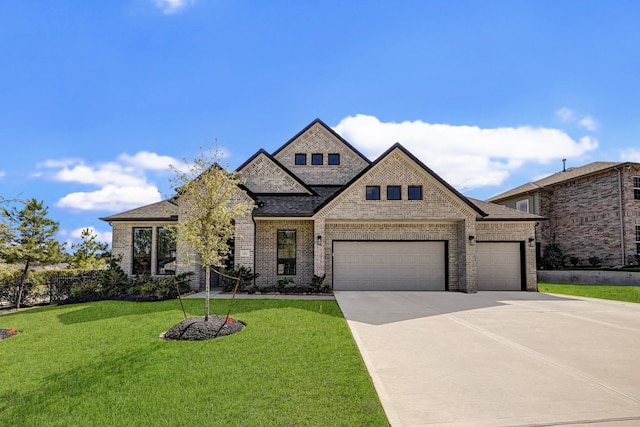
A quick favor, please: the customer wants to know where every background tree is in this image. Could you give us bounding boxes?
[68,228,109,270]
[0,198,65,309]
[169,145,254,321]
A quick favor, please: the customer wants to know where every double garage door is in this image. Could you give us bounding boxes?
[333,241,446,291]
[333,240,523,291]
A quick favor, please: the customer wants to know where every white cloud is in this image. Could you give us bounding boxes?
[152,0,194,14]
[60,227,112,247]
[57,184,162,211]
[556,108,575,122]
[556,107,599,131]
[579,115,598,131]
[38,150,180,212]
[333,114,599,190]
[621,149,640,163]
[0,171,5,178]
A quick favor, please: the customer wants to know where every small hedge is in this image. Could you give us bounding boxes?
[0,260,193,308]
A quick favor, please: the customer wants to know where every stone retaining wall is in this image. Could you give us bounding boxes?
[538,270,640,286]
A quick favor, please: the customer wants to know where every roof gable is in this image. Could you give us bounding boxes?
[237,149,314,195]
[316,143,486,220]
[272,119,370,186]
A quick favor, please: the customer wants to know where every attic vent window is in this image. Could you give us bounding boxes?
[311,153,323,165]
[328,153,340,165]
[408,185,422,200]
[387,186,401,200]
[295,153,307,165]
[366,186,380,200]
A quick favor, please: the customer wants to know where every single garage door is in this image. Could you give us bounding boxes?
[477,242,523,291]
[333,241,446,291]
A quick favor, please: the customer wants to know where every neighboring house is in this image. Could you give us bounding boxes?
[488,161,640,267]
[101,119,541,292]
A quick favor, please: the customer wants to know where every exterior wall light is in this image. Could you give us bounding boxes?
[528,237,535,247]
[468,235,475,245]
[317,235,322,245]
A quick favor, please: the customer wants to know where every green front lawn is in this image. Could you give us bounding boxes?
[539,283,640,303]
[0,299,387,426]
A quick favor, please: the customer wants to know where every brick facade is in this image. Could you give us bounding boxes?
[494,164,640,267]
[254,219,315,288]
[273,122,369,185]
[104,119,539,292]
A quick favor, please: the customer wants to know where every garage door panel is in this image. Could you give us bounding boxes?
[477,242,522,291]
[333,241,445,291]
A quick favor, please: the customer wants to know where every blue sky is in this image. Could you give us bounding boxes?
[2,0,640,248]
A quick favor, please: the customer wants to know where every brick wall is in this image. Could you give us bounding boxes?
[254,219,315,288]
[621,167,640,263]
[273,122,369,185]
[239,152,311,194]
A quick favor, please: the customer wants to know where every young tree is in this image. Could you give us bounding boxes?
[170,145,254,321]
[69,228,109,270]
[0,198,65,309]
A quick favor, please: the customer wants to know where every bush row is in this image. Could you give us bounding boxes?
[220,267,331,294]
[0,260,193,308]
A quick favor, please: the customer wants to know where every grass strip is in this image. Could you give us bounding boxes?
[0,299,387,427]
[538,283,640,304]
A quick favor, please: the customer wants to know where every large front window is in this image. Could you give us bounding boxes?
[277,230,296,275]
[634,177,640,200]
[636,226,640,255]
[132,227,152,275]
[156,228,176,275]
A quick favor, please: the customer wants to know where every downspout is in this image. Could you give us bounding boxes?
[618,168,625,265]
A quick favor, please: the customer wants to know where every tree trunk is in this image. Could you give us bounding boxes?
[17,258,30,310]
[204,265,210,322]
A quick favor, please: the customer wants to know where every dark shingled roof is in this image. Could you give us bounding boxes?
[100,200,178,222]
[488,161,624,202]
[253,186,342,217]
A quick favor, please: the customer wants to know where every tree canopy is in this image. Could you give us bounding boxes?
[169,145,254,320]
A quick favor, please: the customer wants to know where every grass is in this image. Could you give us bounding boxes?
[539,282,640,303]
[0,299,387,427]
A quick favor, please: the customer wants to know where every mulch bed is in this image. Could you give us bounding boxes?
[0,328,19,340]
[161,316,245,341]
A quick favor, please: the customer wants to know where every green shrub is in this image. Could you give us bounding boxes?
[542,243,565,269]
[588,256,602,267]
[221,266,259,292]
[569,256,580,267]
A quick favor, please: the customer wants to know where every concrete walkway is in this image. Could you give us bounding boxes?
[334,291,640,427]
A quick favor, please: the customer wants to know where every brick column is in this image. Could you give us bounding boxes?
[314,218,325,277]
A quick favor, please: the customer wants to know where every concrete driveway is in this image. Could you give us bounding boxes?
[334,291,640,427]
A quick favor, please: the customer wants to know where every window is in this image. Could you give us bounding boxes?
[634,177,640,200]
[408,185,422,200]
[277,230,296,275]
[366,186,380,200]
[295,153,307,165]
[387,185,401,200]
[516,199,529,213]
[636,226,640,255]
[328,153,340,165]
[132,227,152,275]
[311,153,323,165]
[156,228,176,275]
